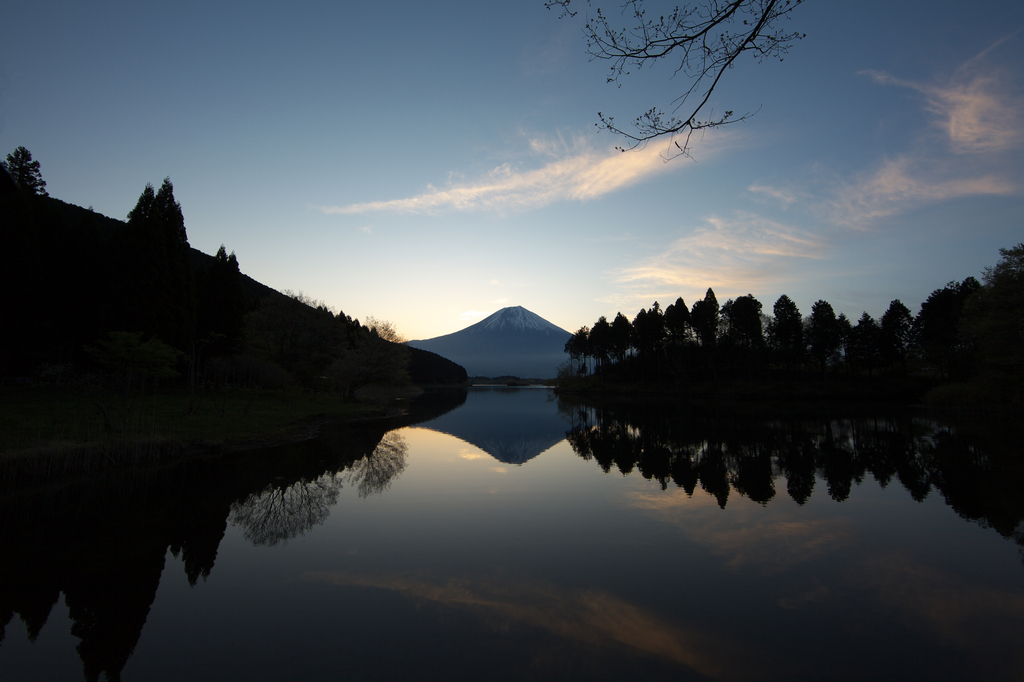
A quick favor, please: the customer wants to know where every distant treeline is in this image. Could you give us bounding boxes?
[563,246,1023,405]
[0,148,465,394]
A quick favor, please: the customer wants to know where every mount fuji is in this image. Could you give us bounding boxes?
[406,306,571,379]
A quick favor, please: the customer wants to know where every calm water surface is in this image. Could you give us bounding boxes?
[1,387,1022,681]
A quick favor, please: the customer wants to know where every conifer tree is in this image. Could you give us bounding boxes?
[690,289,720,348]
[807,300,840,378]
[198,245,247,352]
[880,300,913,374]
[120,179,196,350]
[769,295,804,371]
[2,146,48,195]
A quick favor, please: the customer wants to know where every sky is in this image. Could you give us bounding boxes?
[3,0,1022,340]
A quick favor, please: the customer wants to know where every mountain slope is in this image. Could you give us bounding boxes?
[407,306,570,379]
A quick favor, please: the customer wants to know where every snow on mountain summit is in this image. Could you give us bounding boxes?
[475,306,566,334]
[407,306,571,378]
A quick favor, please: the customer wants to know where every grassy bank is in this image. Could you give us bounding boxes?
[0,383,384,463]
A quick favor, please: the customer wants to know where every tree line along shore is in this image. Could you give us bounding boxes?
[558,253,1022,409]
[1,147,464,460]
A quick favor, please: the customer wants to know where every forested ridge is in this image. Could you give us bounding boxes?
[561,255,1023,407]
[0,148,466,399]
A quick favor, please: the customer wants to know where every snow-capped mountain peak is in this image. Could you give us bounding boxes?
[407,306,571,378]
[472,306,564,334]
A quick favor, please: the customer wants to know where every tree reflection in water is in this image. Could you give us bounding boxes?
[229,430,408,545]
[559,396,1024,559]
[344,430,408,498]
[229,473,343,547]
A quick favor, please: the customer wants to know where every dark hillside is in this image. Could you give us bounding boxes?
[407,347,467,384]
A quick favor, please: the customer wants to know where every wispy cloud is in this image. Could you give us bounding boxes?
[831,156,1016,227]
[611,212,828,307]
[304,570,751,679]
[830,39,1023,226]
[602,38,1023,311]
[863,37,1024,154]
[315,136,692,216]
[748,183,799,208]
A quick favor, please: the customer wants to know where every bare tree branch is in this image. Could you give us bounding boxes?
[546,0,806,157]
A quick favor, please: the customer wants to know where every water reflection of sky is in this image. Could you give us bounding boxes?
[2,393,1023,681]
[416,387,571,465]
[205,428,1024,679]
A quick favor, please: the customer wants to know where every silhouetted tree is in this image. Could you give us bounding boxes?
[807,300,841,378]
[962,244,1024,397]
[2,146,47,195]
[850,312,881,376]
[545,0,806,155]
[768,295,804,371]
[329,326,410,398]
[664,297,691,342]
[720,294,764,378]
[722,294,763,348]
[914,278,980,378]
[690,288,720,348]
[197,245,247,353]
[119,179,196,350]
[589,316,613,374]
[836,312,853,374]
[243,291,345,385]
[879,300,913,374]
[610,312,633,363]
[633,302,666,357]
[364,316,406,343]
[566,326,591,375]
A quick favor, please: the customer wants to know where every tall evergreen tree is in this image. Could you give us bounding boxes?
[962,244,1024,397]
[690,289,719,348]
[589,316,613,374]
[610,312,633,363]
[769,295,804,371]
[914,278,980,378]
[197,245,248,353]
[633,302,666,358]
[120,178,196,350]
[565,326,591,375]
[807,300,840,378]
[879,300,913,374]
[664,297,691,342]
[850,312,882,376]
[836,313,853,373]
[722,295,763,348]
[2,146,48,195]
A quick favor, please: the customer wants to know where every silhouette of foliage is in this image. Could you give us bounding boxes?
[768,294,803,371]
[545,0,806,155]
[914,278,980,378]
[962,244,1024,402]
[880,300,913,374]
[2,146,47,195]
[807,300,840,378]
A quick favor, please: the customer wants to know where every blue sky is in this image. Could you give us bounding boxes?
[3,0,1022,339]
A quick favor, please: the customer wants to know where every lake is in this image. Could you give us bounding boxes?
[1,387,1022,681]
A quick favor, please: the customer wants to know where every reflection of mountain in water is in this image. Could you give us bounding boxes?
[416,387,570,465]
